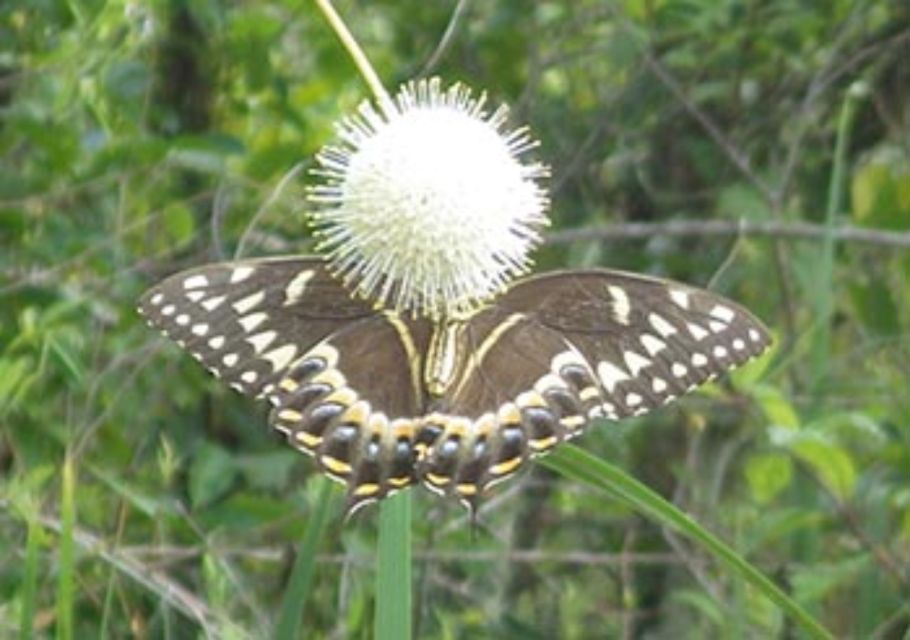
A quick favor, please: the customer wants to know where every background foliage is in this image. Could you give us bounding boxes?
[2,0,909,637]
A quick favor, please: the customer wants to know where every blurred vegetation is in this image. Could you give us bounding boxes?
[2,0,910,638]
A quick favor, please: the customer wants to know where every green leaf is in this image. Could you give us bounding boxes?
[189,444,238,509]
[769,429,857,500]
[791,555,870,604]
[235,450,298,491]
[162,203,196,248]
[851,145,910,230]
[847,278,900,337]
[745,452,793,504]
[753,384,800,430]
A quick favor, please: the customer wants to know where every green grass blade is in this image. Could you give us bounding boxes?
[811,83,863,382]
[19,516,43,640]
[543,445,833,640]
[375,490,412,640]
[56,455,76,640]
[274,477,334,640]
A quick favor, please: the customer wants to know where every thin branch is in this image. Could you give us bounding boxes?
[418,0,471,77]
[639,50,773,202]
[545,219,910,249]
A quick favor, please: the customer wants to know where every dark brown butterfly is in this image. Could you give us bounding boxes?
[139,256,770,515]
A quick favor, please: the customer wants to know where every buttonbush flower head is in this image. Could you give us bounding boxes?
[309,78,549,320]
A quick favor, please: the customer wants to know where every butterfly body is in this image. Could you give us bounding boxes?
[139,256,770,515]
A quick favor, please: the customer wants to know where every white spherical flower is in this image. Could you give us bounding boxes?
[309,78,549,320]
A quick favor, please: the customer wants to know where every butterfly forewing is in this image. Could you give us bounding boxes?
[138,257,375,398]
[497,269,772,418]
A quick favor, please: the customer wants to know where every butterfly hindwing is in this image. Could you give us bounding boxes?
[416,269,771,509]
[138,257,375,398]
[267,313,432,514]
[417,308,602,508]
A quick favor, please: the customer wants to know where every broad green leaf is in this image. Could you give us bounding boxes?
[851,145,910,229]
[791,555,870,604]
[769,429,857,500]
[754,384,800,430]
[189,444,238,509]
[235,450,298,491]
[162,203,196,248]
[745,452,793,504]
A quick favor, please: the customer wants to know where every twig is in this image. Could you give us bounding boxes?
[115,543,686,568]
[544,219,910,249]
[418,0,471,77]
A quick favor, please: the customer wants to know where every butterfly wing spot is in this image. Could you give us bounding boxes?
[691,352,708,367]
[240,370,258,384]
[598,360,630,393]
[320,454,352,478]
[201,295,227,311]
[229,265,255,283]
[710,304,736,323]
[607,285,631,325]
[533,373,568,395]
[671,362,688,378]
[261,344,298,371]
[232,290,266,315]
[207,335,225,350]
[238,312,268,333]
[732,338,746,351]
[708,320,727,334]
[183,274,209,289]
[640,333,667,356]
[294,430,321,449]
[284,269,315,306]
[175,314,190,326]
[713,345,729,359]
[150,293,164,305]
[625,392,643,407]
[161,304,176,316]
[652,377,668,393]
[191,323,209,336]
[245,330,277,354]
[186,290,206,303]
[222,353,239,368]
[649,312,678,337]
[669,288,691,309]
[623,350,651,377]
[748,329,762,343]
[278,408,303,422]
[687,322,709,340]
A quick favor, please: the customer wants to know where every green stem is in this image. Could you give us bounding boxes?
[56,455,76,640]
[275,478,334,640]
[313,0,391,105]
[543,445,834,640]
[375,490,412,640]
[811,82,865,383]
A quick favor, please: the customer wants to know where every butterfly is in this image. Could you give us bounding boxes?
[139,256,770,515]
